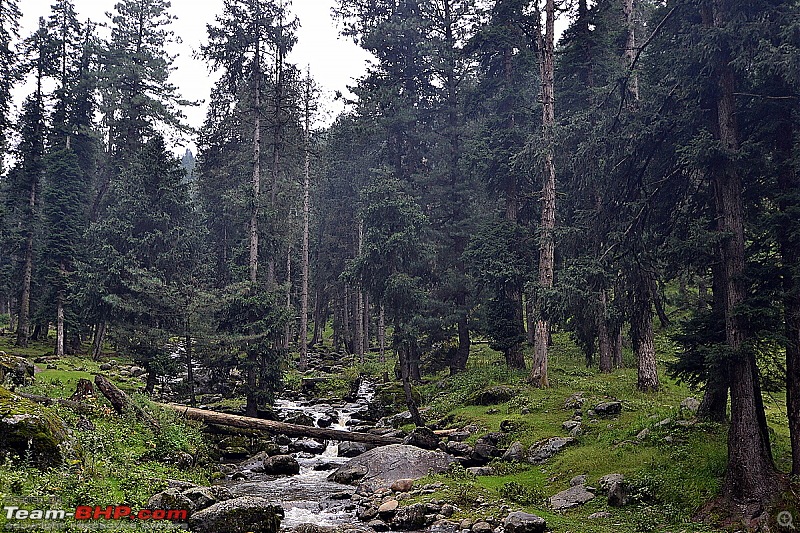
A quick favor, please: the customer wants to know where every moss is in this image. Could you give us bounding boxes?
[0,386,68,468]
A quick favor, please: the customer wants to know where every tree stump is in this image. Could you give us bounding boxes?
[70,378,95,402]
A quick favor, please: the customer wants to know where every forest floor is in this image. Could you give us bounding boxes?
[0,330,795,533]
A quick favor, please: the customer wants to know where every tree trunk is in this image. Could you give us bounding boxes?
[397,331,423,427]
[632,276,658,392]
[363,292,370,354]
[612,329,624,369]
[699,262,729,422]
[56,292,65,357]
[598,291,613,373]
[16,184,36,348]
[706,0,780,505]
[250,53,261,286]
[531,0,557,388]
[284,244,292,349]
[356,223,365,363]
[185,334,196,408]
[159,402,403,444]
[300,74,311,371]
[623,0,639,101]
[379,304,386,364]
[776,112,800,476]
[450,294,470,374]
[246,351,258,418]
[92,321,106,360]
[94,374,160,431]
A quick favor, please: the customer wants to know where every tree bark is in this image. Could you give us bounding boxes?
[16,183,36,348]
[776,112,800,476]
[159,402,403,445]
[92,321,106,360]
[185,334,196,408]
[598,291,613,373]
[632,275,659,392]
[356,223,365,363]
[56,292,65,357]
[379,304,386,364]
[705,0,780,505]
[94,374,160,431]
[300,73,311,371]
[531,0,557,388]
[699,262,729,422]
[623,0,639,101]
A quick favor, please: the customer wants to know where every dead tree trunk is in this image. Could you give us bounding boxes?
[94,374,160,431]
[158,402,403,445]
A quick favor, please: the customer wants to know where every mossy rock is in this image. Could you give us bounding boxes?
[188,496,283,533]
[376,384,422,411]
[0,386,68,467]
[472,386,516,406]
[0,353,35,385]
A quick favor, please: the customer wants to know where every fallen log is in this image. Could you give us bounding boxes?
[15,391,94,414]
[158,402,404,445]
[94,374,161,431]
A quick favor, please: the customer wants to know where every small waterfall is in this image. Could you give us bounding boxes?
[227,381,377,530]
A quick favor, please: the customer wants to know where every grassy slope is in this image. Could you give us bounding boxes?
[0,336,209,533]
[409,334,791,533]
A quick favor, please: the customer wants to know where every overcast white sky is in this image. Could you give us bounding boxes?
[17,0,373,151]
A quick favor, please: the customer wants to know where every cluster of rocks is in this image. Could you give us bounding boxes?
[348,479,545,533]
[547,473,628,512]
[147,480,283,533]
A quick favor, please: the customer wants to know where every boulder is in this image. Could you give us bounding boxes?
[283,412,315,427]
[549,485,595,510]
[403,427,440,450]
[378,500,399,517]
[188,497,283,533]
[526,437,576,464]
[503,512,546,533]
[328,444,453,490]
[146,489,195,513]
[391,503,427,530]
[0,387,67,467]
[339,441,369,458]
[290,438,326,454]
[182,486,232,511]
[680,397,701,413]
[472,522,492,533]
[569,474,587,487]
[259,455,300,475]
[473,386,515,406]
[429,520,460,533]
[593,401,622,418]
[445,441,473,457]
[598,473,627,507]
[391,479,414,492]
[563,392,585,410]
[501,441,525,462]
[466,467,494,476]
[0,354,34,385]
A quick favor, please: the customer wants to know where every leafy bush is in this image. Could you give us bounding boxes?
[498,481,544,504]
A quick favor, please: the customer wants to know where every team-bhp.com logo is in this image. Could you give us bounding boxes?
[4,505,188,522]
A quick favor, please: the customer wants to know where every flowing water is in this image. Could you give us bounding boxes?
[225,382,377,530]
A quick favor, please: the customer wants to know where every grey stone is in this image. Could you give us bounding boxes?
[472,522,493,533]
[328,444,453,489]
[588,512,611,519]
[549,485,595,510]
[502,441,525,462]
[562,420,580,432]
[182,486,232,511]
[570,474,588,487]
[260,454,300,475]
[146,489,195,513]
[526,437,576,464]
[598,474,625,492]
[446,441,474,457]
[290,438,326,454]
[403,427,440,450]
[680,397,701,413]
[429,520,459,533]
[563,392,585,410]
[391,503,427,530]
[339,441,369,458]
[593,401,622,417]
[188,497,283,533]
[466,466,494,476]
[503,512,546,533]
[368,519,390,531]
[636,428,650,440]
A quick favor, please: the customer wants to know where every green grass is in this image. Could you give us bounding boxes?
[410,331,788,533]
